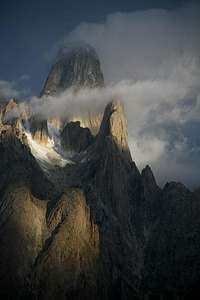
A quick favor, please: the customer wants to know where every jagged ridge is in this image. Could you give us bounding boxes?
[0,45,200,300]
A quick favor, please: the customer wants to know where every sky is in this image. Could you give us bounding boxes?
[0,0,189,95]
[1,0,200,188]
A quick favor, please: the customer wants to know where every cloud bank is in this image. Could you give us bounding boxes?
[3,2,200,188]
[48,2,200,188]
[29,74,200,188]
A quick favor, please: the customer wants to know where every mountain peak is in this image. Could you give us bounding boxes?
[141,165,157,186]
[97,99,132,161]
[41,44,104,95]
[57,43,99,61]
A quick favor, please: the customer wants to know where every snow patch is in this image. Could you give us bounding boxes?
[25,131,73,168]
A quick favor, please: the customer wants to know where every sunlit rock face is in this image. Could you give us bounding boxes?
[40,44,105,142]
[96,99,132,161]
[0,98,49,147]
[11,44,105,149]
[0,98,20,127]
[31,189,99,300]
[29,115,49,145]
[1,45,200,300]
[0,99,28,145]
[0,184,48,299]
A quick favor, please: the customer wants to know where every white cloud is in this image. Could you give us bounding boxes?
[0,79,30,102]
[0,80,21,101]
[59,2,200,188]
[129,136,167,167]
[65,3,200,84]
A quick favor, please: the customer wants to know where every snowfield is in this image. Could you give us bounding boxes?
[25,131,73,169]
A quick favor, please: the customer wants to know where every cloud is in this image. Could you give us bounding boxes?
[57,2,200,188]
[8,2,200,188]
[28,73,200,188]
[0,80,21,101]
[65,3,200,84]
[0,80,30,102]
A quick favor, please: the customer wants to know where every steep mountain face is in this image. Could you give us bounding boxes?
[27,45,104,145]
[141,165,161,227]
[73,100,146,299]
[0,123,58,299]
[144,183,200,299]
[0,98,20,127]
[41,44,104,96]
[0,46,200,300]
[44,44,104,136]
[31,189,99,300]
[0,98,49,146]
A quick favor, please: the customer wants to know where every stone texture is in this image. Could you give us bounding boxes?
[0,184,48,299]
[29,115,49,145]
[41,44,104,96]
[61,121,94,153]
[30,189,99,300]
[41,44,104,136]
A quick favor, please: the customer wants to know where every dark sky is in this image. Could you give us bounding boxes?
[0,0,190,95]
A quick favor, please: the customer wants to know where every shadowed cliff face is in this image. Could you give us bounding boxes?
[0,46,200,300]
[41,44,104,96]
[0,184,48,299]
[60,121,94,153]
